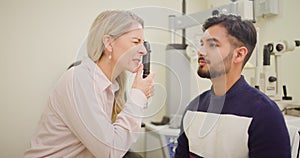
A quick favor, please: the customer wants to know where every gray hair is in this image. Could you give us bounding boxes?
[87,10,144,61]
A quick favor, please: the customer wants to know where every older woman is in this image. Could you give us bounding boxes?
[25,10,154,158]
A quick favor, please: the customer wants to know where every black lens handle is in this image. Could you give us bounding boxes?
[142,41,151,78]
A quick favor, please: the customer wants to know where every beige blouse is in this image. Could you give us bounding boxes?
[24,58,147,158]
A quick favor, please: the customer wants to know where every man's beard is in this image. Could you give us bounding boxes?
[197,52,233,79]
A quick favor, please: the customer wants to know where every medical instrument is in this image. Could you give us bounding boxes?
[143,41,151,78]
[260,40,300,100]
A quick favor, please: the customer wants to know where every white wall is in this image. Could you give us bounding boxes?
[0,0,205,157]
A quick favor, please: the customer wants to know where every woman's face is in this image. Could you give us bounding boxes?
[111,23,146,73]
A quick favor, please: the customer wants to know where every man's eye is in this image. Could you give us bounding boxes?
[208,43,217,47]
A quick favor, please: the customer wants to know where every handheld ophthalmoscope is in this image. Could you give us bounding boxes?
[142,41,151,78]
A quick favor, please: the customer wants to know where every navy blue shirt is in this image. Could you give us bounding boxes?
[175,76,291,158]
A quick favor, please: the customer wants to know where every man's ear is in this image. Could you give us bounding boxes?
[233,46,248,64]
[103,35,112,52]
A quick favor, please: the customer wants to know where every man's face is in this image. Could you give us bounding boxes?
[197,25,234,79]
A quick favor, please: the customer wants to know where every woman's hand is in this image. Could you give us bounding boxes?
[132,64,155,99]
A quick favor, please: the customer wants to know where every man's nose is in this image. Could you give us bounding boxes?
[198,46,207,56]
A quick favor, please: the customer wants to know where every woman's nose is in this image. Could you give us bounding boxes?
[140,44,147,55]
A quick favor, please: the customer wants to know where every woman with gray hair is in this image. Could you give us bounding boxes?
[24,10,154,158]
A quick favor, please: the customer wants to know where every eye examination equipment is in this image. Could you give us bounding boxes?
[259,40,300,101]
[143,41,151,78]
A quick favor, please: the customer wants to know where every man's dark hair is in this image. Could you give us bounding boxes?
[202,14,257,68]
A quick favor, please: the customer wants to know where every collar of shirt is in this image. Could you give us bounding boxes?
[82,57,120,93]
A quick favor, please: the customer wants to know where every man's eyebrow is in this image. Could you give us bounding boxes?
[200,37,220,43]
[206,38,219,43]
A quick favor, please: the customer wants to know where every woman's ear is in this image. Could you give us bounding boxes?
[233,46,248,64]
[103,35,113,52]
